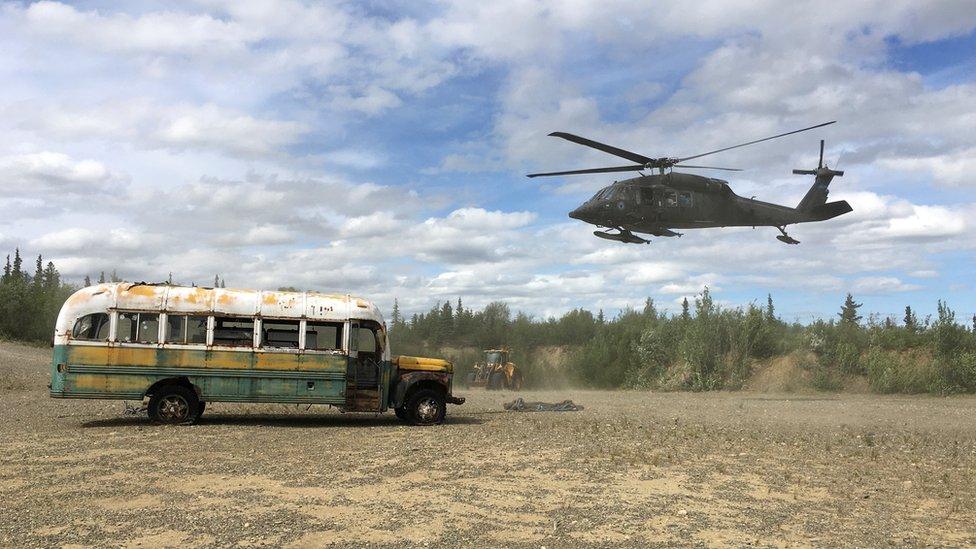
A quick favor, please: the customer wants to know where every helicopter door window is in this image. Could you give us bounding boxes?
[664,191,678,207]
[640,187,654,204]
[678,191,693,207]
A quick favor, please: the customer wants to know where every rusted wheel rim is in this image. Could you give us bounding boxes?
[416,398,439,423]
[159,395,189,422]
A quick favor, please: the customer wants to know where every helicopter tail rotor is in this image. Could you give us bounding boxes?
[792,140,844,177]
[794,139,846,213]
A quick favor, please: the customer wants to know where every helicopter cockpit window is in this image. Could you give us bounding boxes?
[678,191,693,207]
[664,191,678,207]
[592,188,612,201]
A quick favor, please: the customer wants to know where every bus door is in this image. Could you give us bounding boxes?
[345,322,382,411]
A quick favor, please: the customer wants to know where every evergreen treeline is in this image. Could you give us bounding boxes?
[392,289,976,394]
[0,248,231,343]
[0,249,74,341]
[2,249,974,394]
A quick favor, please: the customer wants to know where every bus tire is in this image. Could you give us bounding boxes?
[404,389,446,426]
[194,401,206,421]
[148,385,200,425]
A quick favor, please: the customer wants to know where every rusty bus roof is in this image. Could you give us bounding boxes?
[57,283,385,330]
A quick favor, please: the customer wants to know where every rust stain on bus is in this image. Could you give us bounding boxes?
[122,285,157,297]
[69,345,344,372]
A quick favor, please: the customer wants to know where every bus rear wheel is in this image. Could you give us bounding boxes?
[148,385,200,425]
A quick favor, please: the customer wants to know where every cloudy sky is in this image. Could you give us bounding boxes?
[2,1,975,321]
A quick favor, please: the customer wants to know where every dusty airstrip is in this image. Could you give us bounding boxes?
[1,341,974,547]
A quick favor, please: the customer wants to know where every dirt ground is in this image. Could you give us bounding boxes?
[1,341,975,548]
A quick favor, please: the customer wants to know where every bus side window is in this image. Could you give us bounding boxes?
[118,312,136,342]
[165,314,208,344]
[72,313,110,341]
[118,312,158,344]
[187,316,207,344]
[262,320,300,349]
[305,321,343,351]
[213,317,255,347]
[165,314,185,343]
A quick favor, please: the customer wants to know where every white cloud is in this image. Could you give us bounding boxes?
[30,227,145,253]
[0,151,124,195]
[13,101,308,157]
[21,1,257,55]
[1,1,975,319]
[852,276,921,294]
[879,147,976,186]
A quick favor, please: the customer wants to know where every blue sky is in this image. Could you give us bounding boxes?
[1,1,974,323]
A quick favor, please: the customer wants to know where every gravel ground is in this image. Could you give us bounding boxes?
[1,340,975,547]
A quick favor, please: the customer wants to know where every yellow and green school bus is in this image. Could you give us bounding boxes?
[50,283,463,425]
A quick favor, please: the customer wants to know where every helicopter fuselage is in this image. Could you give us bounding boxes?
[568,171,827,236]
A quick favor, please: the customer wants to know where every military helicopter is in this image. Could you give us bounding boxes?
[527,121,850,244]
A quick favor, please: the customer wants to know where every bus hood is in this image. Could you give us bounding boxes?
[394,355,453,373]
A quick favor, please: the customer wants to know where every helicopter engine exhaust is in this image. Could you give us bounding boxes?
[594,230,650,244]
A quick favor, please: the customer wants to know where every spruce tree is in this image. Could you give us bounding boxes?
[110,270,120,282]
[766,294,775,322]
[214,274,220,288]
[681,297,690,321]
[84,275,92,287]
[838,293,862,325]
[391,298,402,326]
[3,255,9,282]
[904,305,919,333]
[439,300,454,340]
[99,271,106,284]
[43,262,58,289]
[12,248,22,278]
[33,255,43,288]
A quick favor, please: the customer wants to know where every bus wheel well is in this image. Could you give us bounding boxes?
[145,377,199,399]
[402,379,446,403]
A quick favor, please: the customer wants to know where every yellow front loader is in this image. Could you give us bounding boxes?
[465,349,523,390]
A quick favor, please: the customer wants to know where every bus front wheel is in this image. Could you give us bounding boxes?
[148,385,200,425]
[404,389,446,426]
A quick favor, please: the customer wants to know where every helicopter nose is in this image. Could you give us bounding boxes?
[569,206,582,220]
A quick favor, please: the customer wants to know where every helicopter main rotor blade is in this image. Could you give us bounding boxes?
[673,164,743,172]
[527,164,645,178]
[676,121,836,163]
[548,132,654,165]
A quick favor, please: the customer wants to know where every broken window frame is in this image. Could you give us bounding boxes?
[212,316,257,348]
[305,321,344,353]
[260,319,302,350]
[115,311,161,344]
[163,314,210,346]
[71,313,111,342]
